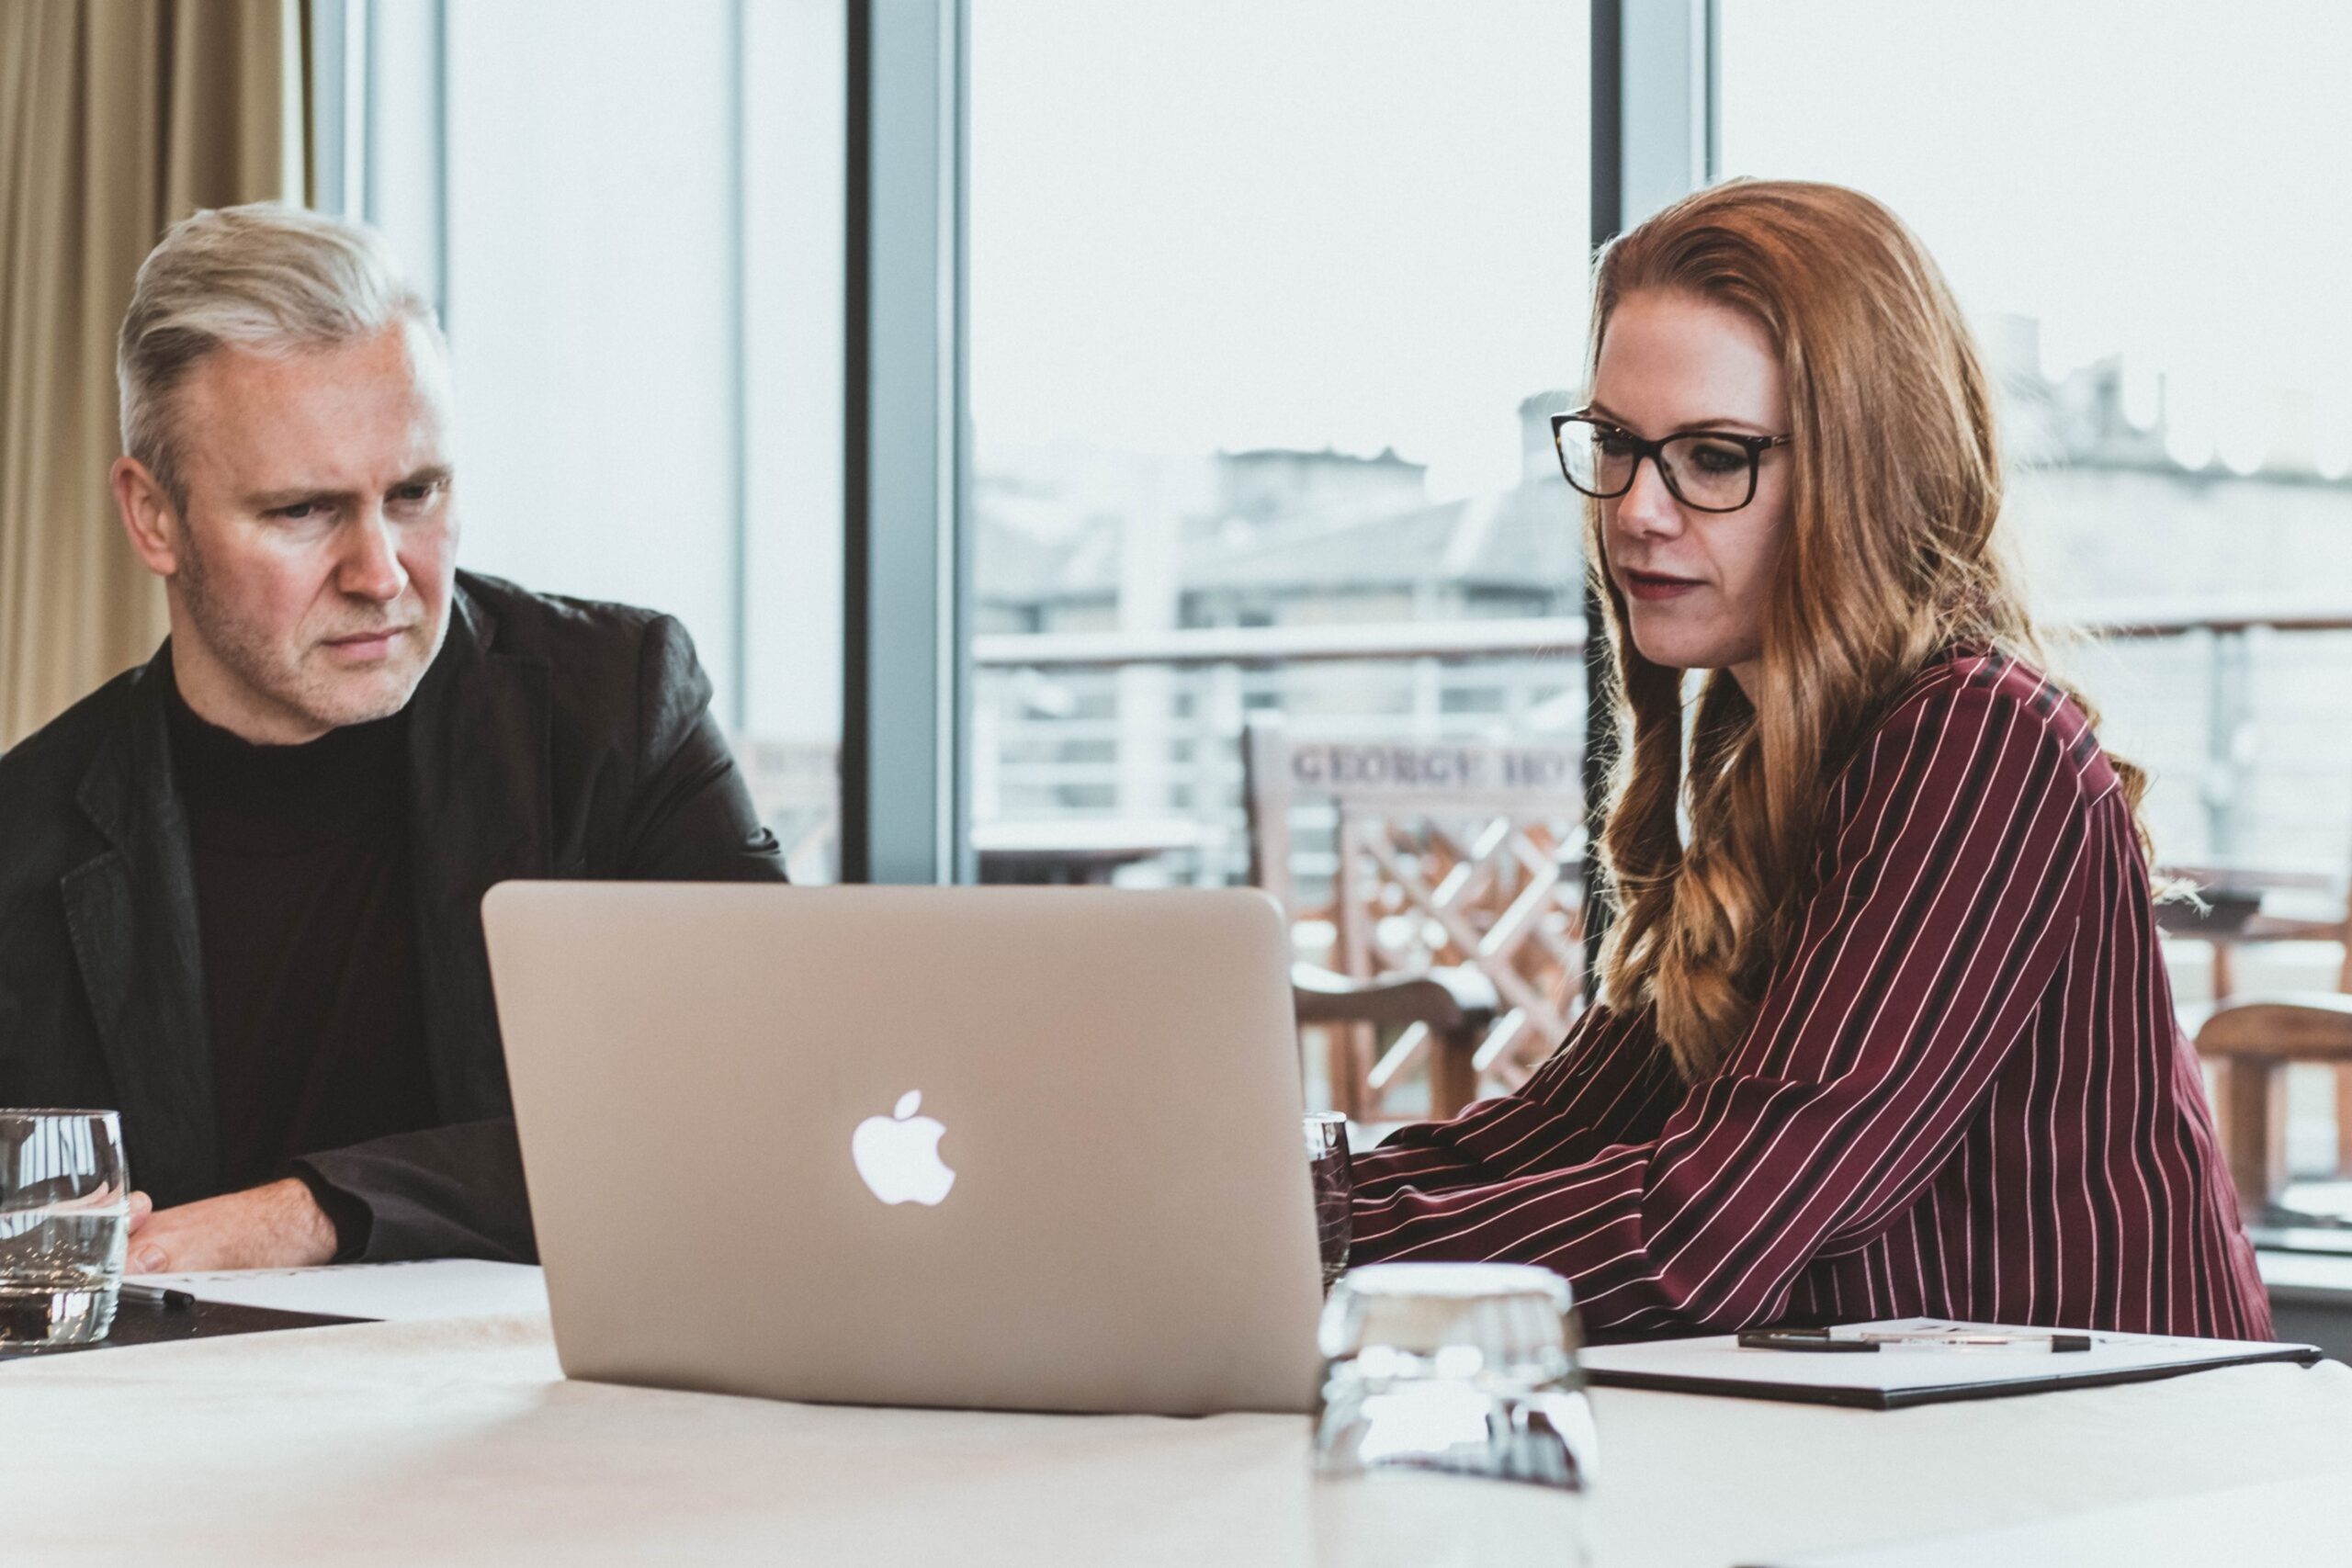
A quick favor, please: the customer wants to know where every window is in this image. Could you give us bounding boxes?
[1723,0,2352,1180]
[968,0,1592,890]
[368,0,846,881]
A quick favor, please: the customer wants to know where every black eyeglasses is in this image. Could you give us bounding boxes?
[1550,411,1791,513]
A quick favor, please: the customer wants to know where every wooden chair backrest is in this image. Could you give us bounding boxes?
[2193,994,2352,1219]
[2196,995,2352,1063]
[1242,713,1586,1089]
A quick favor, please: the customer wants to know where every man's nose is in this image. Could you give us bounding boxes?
[338,510,410,603]
[1612,454,1685,539]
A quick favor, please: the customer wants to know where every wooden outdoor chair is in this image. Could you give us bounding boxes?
[2195,995,2352,1223]
[1243,713,1586,1122]
[2162,860,2352,1180]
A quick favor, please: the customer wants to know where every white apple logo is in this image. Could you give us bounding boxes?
[851,1090,956,1206]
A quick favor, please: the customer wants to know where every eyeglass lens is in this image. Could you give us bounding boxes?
[1558,423,1760,512]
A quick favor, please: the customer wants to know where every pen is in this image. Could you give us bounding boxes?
[1737,1326,2093,1352]
[1856,1330,2093,1351]
[1736,1329,1880,1352]
[118,1282,197,1312]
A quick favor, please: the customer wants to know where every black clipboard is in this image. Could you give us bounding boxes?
[0,1297,370,1360]
[1580,1318,2327,1409]
[1585,1343,2324,1409]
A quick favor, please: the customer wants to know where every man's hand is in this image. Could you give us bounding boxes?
[123,1179,339,1274]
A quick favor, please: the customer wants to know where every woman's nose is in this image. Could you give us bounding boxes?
[1613,455,1684,537]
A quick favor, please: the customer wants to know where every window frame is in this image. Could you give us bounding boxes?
[321,0,1723,890]
[853,0,1718,887]
[843,0,971,884]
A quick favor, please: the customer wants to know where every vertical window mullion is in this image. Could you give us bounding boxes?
[1583,0,1714,981]
[843,0,967,885]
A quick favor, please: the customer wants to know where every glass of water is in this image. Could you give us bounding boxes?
[1304,1112,1352,1292]
[1313,1261,1597,1494]
[0,1111,130,1349]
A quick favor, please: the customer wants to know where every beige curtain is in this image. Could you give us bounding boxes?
[0,0,299,749]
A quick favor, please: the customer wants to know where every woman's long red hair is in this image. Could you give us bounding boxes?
[1587,180,2154,1081]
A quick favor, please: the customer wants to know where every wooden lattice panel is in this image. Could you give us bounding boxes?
[1245,715,1586,1117]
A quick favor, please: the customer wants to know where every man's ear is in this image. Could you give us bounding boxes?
[111,456,184,579]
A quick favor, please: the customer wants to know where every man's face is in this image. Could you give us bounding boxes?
[162,321,458,742]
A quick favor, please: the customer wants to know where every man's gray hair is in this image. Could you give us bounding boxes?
[118,202,439,506]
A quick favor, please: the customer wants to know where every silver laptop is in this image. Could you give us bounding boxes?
[481,882,1327,1416]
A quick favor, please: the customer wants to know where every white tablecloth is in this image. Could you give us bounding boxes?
[1770,1473,2344,1567]
[6,1314,2349,1567]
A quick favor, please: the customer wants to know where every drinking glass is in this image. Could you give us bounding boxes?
[0,1111,130,1349]
[1304,1112,1352,1292]
[1312,1262,1597,1493]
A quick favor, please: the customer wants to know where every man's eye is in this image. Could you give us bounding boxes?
[390,480,443,506]
[271,502,322,521]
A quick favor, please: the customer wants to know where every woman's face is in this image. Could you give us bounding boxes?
[1590,289,1792,694]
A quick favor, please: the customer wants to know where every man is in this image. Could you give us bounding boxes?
[0,204,786,1271]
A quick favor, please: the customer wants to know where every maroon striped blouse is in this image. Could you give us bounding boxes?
[1351,648,2272,1342]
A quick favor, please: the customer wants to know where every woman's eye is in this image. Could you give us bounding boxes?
[1594,429,1640,458]
[1686,441,1747,475]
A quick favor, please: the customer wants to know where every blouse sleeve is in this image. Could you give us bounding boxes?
[1347,1005,1681,1202]
[1348,674,2100,1336]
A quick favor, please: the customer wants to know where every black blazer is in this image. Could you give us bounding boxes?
[0,571,788,1260]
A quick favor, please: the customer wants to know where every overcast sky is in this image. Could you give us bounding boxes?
[971,0,2352,497]
[970,0,1588,500]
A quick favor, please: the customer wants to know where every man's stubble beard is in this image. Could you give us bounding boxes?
[176,527,432,733]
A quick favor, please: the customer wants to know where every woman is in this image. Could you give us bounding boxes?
[1348,180,2270,1342]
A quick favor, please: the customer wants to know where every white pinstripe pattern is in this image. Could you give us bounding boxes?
[1345,650,2271,1343]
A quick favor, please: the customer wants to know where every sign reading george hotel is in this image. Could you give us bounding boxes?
[1284,739,1579,804]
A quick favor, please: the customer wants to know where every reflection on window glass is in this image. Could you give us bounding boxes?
[1724,0,2352,1177]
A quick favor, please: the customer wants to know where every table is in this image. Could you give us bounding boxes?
[6,1313,2350,1566]
[1770,1473,2342,1566]
[972,818,1208,884]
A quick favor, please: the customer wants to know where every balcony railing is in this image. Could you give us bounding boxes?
[742,598,2352,909]
[969,601,2352,902]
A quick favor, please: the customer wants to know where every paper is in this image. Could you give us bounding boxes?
[1580,1316,2323,1408]
[138,1259,548,1323]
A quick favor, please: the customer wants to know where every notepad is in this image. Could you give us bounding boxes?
[137,1259,548,1324]
[1579,1317,2324,1409]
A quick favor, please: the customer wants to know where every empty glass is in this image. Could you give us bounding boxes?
[0,1111,130,1348]
[1313,1262,1597,1495]
[1304,1112,1352,1292]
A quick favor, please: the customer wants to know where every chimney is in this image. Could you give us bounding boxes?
[1520,389,1576,483]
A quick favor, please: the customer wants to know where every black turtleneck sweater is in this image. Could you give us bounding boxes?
[164,680,439,1207]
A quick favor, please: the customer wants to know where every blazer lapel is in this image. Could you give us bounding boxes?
[62,653,219,1203]
[406,581,553,1119]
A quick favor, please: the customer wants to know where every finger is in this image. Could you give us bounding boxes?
[126,1227,171,1275]
[126,1191,154,1233]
